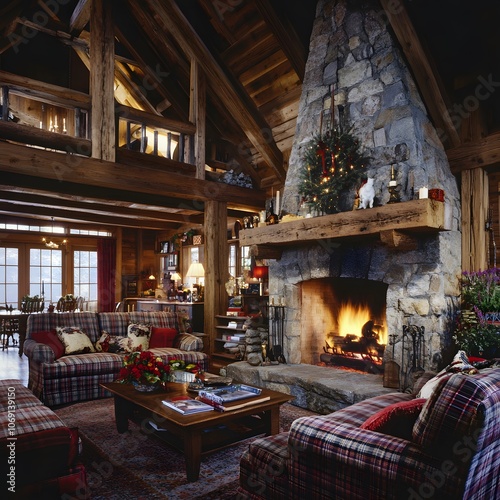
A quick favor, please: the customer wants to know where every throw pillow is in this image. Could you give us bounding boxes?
[360,398,427,440]
[95,332,128,353]
[127,323,151,351]
[31,330,65,359]
[149,327,177,348]
[56,326,96,355]
[417,351,478,398]
[445,350,479,374]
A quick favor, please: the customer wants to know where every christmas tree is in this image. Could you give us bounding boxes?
[299,129,367,214]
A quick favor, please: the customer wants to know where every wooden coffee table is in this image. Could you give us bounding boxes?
[101,381,293,481]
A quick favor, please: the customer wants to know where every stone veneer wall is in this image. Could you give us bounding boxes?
[272,0,462,372]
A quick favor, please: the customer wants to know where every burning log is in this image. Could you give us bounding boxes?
[321,320,385,373]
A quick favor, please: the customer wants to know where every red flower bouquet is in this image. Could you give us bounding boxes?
[117,350,171,389]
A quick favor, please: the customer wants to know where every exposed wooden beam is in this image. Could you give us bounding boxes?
[143,0,286,182]
[116,104,196,135]
[446,131,500,174]
[0,170,207,218]
[190,59,206,179]
[0,200,177,230]
[0,71,90,109]
[380,0,460,148]
[90,0,115,161]
[0,190,202,225]
[0,141,266,211]
[69,0,91,35]
[0,121,91,156]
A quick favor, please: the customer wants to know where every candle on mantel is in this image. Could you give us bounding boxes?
[419,187,428,199]
[275,190,280,216]
[389,165,397,187]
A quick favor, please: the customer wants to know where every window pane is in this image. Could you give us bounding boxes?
[30,248,62,303]
[73,250,98,307]
[0,248,18,308]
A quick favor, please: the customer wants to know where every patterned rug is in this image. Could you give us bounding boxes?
[54,397,316,499]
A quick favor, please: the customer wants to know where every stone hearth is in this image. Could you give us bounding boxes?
[226,362,394,414]
[264,0,461,374]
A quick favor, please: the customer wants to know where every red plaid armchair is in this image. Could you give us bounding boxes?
[239,368,500,499]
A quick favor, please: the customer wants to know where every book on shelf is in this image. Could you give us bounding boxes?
[162,396,214,415]
[222,333,245,341]
[198,384,262,405]
[197,395,271,412]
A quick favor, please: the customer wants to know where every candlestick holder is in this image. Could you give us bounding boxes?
[387,164,401,204]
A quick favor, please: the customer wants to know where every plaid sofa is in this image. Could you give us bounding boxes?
[0,379,88,498]
[238,368,500,499]
[24,311,209,407]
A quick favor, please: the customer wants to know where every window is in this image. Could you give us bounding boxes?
[228,243,237,278]
[0,248,19,308]
[74,250,98,310]
[30,248,62,303]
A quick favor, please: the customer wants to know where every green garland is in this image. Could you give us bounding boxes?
[299,129,367,214]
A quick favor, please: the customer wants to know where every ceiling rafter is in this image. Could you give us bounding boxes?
[142,0,286,183]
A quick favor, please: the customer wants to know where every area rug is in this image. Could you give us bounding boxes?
[54,397,316,499]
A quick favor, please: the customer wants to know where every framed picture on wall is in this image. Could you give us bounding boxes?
[160,241,170,254]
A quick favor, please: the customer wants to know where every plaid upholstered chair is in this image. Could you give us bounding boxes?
[238,368,500,499]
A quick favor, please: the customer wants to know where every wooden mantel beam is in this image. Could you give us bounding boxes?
[239,199,448,249]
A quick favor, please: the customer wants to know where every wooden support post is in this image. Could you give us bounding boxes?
[461,168,488,271]
[190,58,206,178]
[90,0,115,161]
[204,201,228,360]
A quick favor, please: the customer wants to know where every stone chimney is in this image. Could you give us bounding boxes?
[271,0,461,372]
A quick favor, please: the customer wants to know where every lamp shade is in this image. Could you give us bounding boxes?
[186,261,205,278]
[252,266,268,279]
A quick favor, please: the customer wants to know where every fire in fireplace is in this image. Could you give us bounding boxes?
[300,278,388,368]
[321,318,386,373]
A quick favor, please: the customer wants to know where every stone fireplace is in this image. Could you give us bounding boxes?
[267,0,462,373]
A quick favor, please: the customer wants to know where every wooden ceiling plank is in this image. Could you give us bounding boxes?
[142,0,285,182]
[254,0,307,82]
[380,0,460,148]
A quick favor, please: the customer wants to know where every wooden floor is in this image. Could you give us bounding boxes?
[0,334,29,386]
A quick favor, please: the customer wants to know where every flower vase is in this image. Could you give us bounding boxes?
[133,381,159,393]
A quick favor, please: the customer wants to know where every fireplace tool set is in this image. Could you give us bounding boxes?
[399,324,425,392]
[265,304,286,364]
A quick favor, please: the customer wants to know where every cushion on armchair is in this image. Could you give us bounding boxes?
[126,323,151,351]
[149,327,177,348]
[56,327,96,355]
[31,330,65,359]
[360,398,426,440]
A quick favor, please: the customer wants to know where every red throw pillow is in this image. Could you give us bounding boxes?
[31,330,65,359]
[360,398,427,440]
[149,327,178,348]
